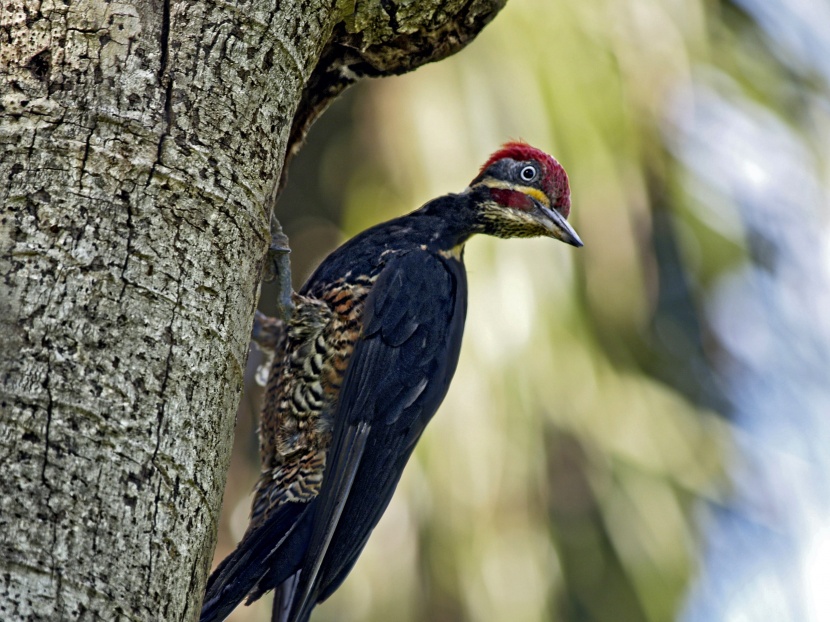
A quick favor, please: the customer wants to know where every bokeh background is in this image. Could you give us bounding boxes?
[212,0,830,620]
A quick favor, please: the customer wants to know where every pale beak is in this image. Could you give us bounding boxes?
[531,198,584,247]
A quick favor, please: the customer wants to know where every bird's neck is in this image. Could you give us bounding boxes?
[412,192,481,253]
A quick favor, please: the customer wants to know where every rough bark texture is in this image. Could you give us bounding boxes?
[0,0,504,620]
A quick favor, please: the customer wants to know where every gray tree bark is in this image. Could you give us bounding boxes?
[0,0,503,620]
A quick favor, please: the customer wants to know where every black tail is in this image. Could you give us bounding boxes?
[269,572,304,622]
[200,502,313,622]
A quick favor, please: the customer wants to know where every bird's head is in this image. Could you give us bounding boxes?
[467,142,583,247]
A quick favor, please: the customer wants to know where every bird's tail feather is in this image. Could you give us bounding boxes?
[270,572,302,622]
[200,502,311,622]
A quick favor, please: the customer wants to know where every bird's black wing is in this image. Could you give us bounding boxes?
[287,249,466,621]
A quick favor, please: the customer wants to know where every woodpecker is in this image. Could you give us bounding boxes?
[201,142,582,622]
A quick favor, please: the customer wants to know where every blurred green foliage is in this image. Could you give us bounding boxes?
[211,0,825,620]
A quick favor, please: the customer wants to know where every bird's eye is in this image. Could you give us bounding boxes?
[519,165,537,182]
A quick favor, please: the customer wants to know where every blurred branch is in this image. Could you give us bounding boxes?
[645,163,728,413]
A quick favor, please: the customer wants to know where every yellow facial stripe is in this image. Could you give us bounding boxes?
[523,187,550,207]
[477,178,551,207]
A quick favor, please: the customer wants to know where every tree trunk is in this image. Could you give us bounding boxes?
[0,0,503,619]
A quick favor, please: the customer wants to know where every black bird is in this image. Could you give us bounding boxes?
[201,142,583,622]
